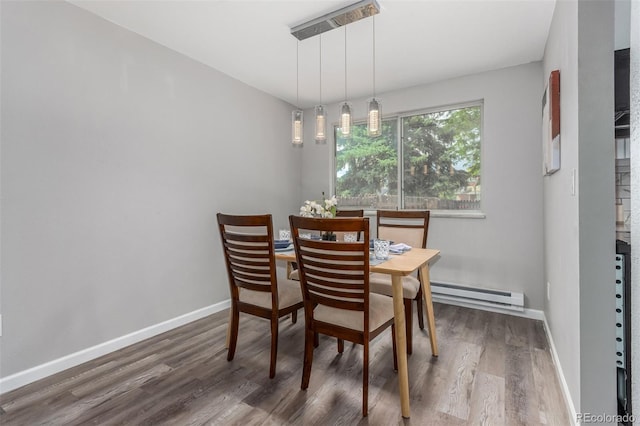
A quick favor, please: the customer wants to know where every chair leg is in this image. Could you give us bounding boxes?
[301,328,315,390]
[225,308,232,349]
[227,304,240,361]
[362,341,369,417]
[291,309,297,324]
[337,338,344,353]
[404,298,413,355]
[269,315,278,379]
[416,286,425,330]
[314,332,319,348]
[227,304,239,361]
[391,324,398,372]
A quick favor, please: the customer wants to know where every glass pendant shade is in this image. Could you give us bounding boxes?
[292,110,303,146]
[367,98,382,137]
[315,105,327,144]
[340,102,352,137]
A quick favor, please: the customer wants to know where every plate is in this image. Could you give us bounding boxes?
[274,240,290,249]
[275,244,293,252]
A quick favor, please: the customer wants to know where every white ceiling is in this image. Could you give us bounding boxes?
[69,0,556,109]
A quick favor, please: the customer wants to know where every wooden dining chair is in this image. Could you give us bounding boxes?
[289,215,397,417]
[217,213,304,379]
[370,210,430,354]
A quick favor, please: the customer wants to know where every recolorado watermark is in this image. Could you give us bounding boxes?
[576,412,635,423]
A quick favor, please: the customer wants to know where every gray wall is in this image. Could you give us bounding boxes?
[301,63,546,309]
[543,0,616,417]
[0,1,301,377]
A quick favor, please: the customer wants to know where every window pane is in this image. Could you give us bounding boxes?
[335,120,398,209]
[402,105,481,210]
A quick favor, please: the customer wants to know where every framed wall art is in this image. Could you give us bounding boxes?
[542,69,561,175]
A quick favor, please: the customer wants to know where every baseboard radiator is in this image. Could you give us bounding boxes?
[430,282,525,312]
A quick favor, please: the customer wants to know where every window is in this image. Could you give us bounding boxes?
[335,102,482,212]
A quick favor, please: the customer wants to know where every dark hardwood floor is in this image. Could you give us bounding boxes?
[0,303,571,425]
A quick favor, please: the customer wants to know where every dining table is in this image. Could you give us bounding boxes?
[275,245,441,418]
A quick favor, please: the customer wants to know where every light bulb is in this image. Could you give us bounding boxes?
[315,105,326,144]
[341,114,350,136]
[292,110,303,146]
[340,103,352,137]
[367,98,381,137]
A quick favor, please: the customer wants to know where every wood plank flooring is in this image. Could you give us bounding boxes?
[0,303,571,425]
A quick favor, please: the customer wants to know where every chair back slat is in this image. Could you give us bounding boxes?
[223,233,271,243]
[227,256,268,268]
[298,245,365,262]
[304,274,364,290]
[217,213,277,301]
[306,282,366,300]
[336,210,364,217]
[290,216,370,315]
[299,258,366,273]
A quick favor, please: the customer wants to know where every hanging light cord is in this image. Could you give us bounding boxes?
[296,41,299,108]
[319,36,322,104]
[372,15,376,98]
[344,25,348,102]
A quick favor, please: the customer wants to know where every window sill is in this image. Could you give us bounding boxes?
[430,210,485,219]
[362,210,485,219]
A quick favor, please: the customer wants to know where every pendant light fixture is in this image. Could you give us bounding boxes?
[315,35,327,144]
[339,25,353,138]
[292,41,303,146]
[367,15,382,137]
[289,0,380,145]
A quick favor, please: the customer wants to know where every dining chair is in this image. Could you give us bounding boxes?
[370,210,430,354]
[289,215,397,417]
[217,213,304,379]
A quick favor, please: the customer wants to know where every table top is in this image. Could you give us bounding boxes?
[275,247,440,276]
[370,247,440,275]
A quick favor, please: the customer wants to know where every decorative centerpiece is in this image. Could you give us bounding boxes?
[300,192,338,240]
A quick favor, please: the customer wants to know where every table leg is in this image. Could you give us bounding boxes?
[286,261,293,279]
[391,274,411,418]
[419,264,438,356]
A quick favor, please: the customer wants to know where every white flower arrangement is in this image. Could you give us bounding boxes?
[300,192,337,218]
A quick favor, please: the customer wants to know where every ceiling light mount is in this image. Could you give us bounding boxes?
[290,0,380,41]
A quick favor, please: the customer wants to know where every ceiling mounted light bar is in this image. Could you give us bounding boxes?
[290,0,380,41]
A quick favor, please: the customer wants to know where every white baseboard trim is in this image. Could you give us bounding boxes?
[543,315,578,425]
[432,296,545,321]
[0,299,230,395]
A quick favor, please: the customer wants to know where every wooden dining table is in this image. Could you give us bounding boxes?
[275,246,441,418]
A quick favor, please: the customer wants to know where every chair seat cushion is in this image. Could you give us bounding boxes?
[313,293,394,332]
[239,270,303,310]
[369,272,421,299]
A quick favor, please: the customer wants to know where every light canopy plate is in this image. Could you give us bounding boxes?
[290,0,380,41]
